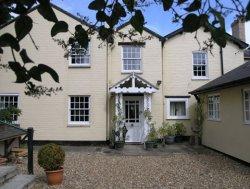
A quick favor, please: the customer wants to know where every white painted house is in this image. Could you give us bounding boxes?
[0,4,248,145]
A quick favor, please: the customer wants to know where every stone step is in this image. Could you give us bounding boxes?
[0,166,18,185]
[0,174,35,189]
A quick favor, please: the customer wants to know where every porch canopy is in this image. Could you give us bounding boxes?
[109,73,158,143]
[109,73,158,94]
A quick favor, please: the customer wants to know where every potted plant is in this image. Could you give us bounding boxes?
[38,143,65,185]
[157,123,168,146]
[165,123,176,144]
[145,125,158,150]
[114,126,127,149]
[174,122,186,143]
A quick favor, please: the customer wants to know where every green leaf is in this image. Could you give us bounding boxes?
[96,11,107,22]
[123,0,134,12]
[246,1,250,21]
[184,0,201,12]
[162,0,174,11]
[37,0,58,22]
[0,33,20,51]
[211,28,227,48]
[177,0,188,5]
[130,10,144,34]
[113,2,126,18]
[88,0,106,10]
[75,25,88,50]
[99,26,113,40]
[210,9,225,30]
[29,66,42,81]
[51,21,68,37]
[183,14,201,32]
[38,64,59,83]
[8,61,30,83]
[15,15,33,41]
[20,49,34,64]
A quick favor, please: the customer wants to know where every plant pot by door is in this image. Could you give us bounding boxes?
[115,141,124,149]
[45,167,64,185]
[165,136,175,144]
[175,135,183,143]
[145,141,155,150]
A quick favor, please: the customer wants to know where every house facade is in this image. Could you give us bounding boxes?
[190,62,250,163]
[0,4,248,143]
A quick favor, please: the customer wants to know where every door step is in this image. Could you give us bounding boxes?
[0,166,18,185]
[0,174,35,189]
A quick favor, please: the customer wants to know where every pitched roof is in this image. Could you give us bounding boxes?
[116,21,164,40]
[190,61,250,95]
[164,28,248,49]
[0,3,92,30]
[0,121,26,141]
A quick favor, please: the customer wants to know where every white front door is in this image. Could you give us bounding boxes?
[123,96,144,143]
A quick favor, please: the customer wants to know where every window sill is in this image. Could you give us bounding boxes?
[68,122,90,127]
[121,70,142,74]
[166,117,189,120]
[192,77,209,81]
[207,119,221,122]
[244,121,250,125]
[68,65,91,68]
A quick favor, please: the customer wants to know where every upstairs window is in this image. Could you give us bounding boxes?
[0,94,19,123]
[69,96,90,125]
[243,89,250,124]
[208,95,220,121]
[193,52,208,79]
[122,46,141,72]
[70,43,90,67]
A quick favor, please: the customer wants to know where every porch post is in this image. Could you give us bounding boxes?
[143,93,152,142]
[115,93,123,117]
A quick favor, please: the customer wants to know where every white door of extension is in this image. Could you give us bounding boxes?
[123,96,144,143]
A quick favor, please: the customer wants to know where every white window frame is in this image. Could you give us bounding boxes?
[0,93,19,124]
[121,45,142,73]
[166,98,189,120]
[68,42,91,68]
[243,89,250,125]
[192,51,209,80]
[207,94,221,121]
[68,95,90,126]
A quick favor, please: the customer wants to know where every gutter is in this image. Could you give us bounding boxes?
[220,47,224,75]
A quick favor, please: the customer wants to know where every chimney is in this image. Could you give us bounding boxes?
[231,17,246,42]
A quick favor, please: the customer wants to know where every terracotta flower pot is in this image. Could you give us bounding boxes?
[45,167,64,185]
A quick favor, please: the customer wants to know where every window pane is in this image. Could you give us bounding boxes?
[0,95,19,122]
[193,52,207,77]
[70,43,90,65]
[123,46,141,71]
[69,96,90,123]
[170,101,186,116]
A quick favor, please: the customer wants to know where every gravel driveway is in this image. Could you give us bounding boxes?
[17,145,250,189]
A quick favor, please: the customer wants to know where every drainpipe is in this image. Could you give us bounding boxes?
[106,42,109,141]
[220,47,224,75]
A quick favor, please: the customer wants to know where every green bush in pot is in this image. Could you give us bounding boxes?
[38,143,65,185]
[165,123,176,144]
[174,122,186,143]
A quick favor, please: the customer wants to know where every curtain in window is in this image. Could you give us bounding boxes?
[170,102,186,116]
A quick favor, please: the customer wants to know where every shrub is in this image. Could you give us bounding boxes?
[38,143,65,171]
[174,122,186,136]
[157,122,169,138]
[165,123,176,136]
[147,125,158,141]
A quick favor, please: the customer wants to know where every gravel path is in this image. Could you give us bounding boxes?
[17,146,250,189]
